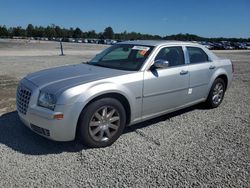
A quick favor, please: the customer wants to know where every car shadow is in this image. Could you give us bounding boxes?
[124,103,207,134]
[0,111,86,155]
[0,104,207,155]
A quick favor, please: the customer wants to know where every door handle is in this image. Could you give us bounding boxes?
[209,65,216,70]
[180,70,188,75]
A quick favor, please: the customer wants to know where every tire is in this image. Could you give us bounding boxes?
[77,98,126,148]
[206,78,226,108]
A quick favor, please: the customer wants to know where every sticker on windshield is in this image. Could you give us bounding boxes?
[132,46,150,51]
[139,50,147,56]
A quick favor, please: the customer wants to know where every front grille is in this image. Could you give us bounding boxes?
[30,124,50,137]
[16,84,32,115]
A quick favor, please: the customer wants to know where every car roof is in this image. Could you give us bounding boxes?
[119,40,200,47]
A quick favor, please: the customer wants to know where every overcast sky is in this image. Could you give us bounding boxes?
[0,0,249,38]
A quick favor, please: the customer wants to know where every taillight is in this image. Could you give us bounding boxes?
[232,62,234,73]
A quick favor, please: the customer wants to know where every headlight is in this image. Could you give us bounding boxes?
[38,91,56,110]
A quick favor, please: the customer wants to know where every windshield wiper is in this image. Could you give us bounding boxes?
[92,64,111,68]
[85,62,109,68]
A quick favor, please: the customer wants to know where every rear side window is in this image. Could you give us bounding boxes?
[155,46,185,67]
[187,47,209,64]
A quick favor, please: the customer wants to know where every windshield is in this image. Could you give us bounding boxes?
[88,44,154,71]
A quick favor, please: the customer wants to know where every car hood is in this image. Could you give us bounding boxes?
[25,64,131,95]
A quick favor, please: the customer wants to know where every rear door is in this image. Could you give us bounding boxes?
[185,46,216,102]
[142,46,189,118]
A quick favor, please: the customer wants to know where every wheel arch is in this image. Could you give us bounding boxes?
[209,68,229,91]
[216,74,228,90]
[76,92,131,137]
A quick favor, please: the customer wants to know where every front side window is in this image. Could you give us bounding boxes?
[187,47,209,64]
[155,46,185,67]
[88,44,154,71]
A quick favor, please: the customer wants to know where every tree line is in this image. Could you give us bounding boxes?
[0,24,249,42]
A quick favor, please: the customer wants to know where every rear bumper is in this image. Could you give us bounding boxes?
[18,104,77,141]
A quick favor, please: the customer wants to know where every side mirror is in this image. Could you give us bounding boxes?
[152,59,169,69]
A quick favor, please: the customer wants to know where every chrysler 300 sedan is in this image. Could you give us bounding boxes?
[16,40,233,147]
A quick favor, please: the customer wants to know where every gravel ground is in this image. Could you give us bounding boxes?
[0,40,249,187]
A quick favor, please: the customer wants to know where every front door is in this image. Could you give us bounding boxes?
[142,46,189,118]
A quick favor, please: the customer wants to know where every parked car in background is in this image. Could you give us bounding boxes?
[111,40,117,45]
[16,40,233,147]
[83,39,88,43]
[68,38,75,43]
[105,39,112,45]
[232,42,244,49]
[200,41,214,50]
[211,42,225,50]
[76,39,82,43]
[98,39,106,44]
[88,39,95,43]
[245,43,250,50]
[224,44,235,50]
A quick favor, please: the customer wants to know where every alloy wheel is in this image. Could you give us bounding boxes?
[212,82,224,105]
[89,106,120,142]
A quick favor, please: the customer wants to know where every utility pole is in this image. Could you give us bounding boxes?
[60,40,64,56]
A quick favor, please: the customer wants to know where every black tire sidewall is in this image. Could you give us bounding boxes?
[207,78,225,108]
[78,98,126,147]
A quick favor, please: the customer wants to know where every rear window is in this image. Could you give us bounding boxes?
[187,47,209,64]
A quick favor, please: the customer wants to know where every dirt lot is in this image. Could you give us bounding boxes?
[0,39,249,187]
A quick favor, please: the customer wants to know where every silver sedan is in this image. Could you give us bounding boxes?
[16,40,233,147]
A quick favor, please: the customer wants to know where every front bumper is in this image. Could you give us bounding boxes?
[18,104,77,142]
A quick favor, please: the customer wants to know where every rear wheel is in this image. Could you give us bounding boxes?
[78,98,126,148]
[206,78,226,108]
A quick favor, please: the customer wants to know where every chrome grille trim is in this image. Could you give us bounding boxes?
[16,84,32,115]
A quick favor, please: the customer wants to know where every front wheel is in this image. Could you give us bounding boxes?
[77,98,126,148]
[206,78,226,108]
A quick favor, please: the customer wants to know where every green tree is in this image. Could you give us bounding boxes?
[0,25,8,37]
[81,31,87,38]
[12,26,26,36]
[45,25,56,38]
[26,24,34,37]
[103,26,114,39]
[73,27,82,38]
[61,28,68,38]
[55,26,63,37]
[33,26,45,37]
[87,30,97,38]
[67,27,74,38]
